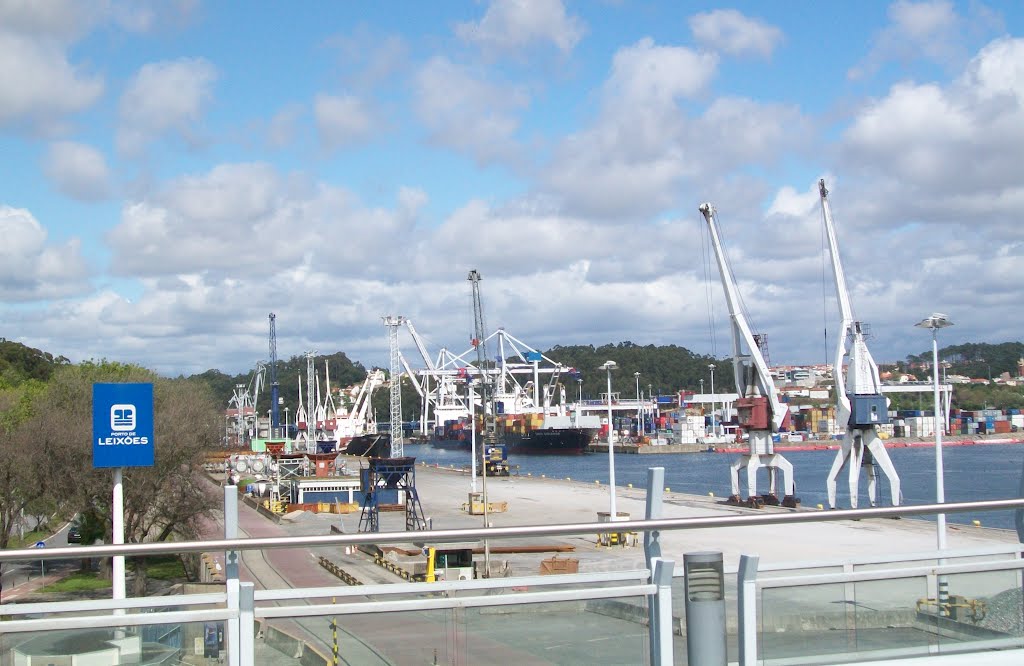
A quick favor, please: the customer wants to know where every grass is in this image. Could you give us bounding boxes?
[140,555,187,581]
[37,571,110,593]
[7,530,50,549]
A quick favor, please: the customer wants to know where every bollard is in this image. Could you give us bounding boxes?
[684,551,727,666]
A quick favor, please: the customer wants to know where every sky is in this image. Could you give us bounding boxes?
[2,0,1023,379]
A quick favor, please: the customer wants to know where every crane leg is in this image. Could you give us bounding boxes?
[766,454,799,507]
[865,461,878,507]
[826,438,852,509]
[848,436,864,510]
[864,431,901,507]
[728,456,745,504]
[746,455,764,507]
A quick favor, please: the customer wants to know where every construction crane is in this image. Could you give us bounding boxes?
[819,179,901,508]
[699,203,798,508]
[269,313,280,434]
[469,270,509,477]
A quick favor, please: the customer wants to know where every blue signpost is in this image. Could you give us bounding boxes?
[92,382,154,614]
[35,541,45,576]
[92,383,154,468]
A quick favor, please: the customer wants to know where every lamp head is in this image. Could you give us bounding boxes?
[599,360,618,371]
[915,313,953,330]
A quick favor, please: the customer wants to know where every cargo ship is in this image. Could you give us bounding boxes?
[430,413,598,455]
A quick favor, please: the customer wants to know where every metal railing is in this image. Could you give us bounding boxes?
[0,496,1022,665]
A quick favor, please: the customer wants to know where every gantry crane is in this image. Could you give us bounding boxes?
[819,179,901,508]
[699,203,798,508]
[469,270,509,476]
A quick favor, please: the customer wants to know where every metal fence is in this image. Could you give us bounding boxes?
[0,495,1023,665]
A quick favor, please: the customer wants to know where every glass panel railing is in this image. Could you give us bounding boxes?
[463,597,650,664]
[850,575,934,659]
[0,623,212,665]
[264,596,651,665]
[758,581,850,663]
[930,569,1024,654]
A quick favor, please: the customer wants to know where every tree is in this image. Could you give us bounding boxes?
[31,361,222,593]
[0,380,50,549]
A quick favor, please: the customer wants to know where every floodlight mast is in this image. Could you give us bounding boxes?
[819,179,901,509]
[699,202,798,508]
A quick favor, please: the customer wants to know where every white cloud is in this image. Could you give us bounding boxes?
[106,163,423,280]
[0,30,103,129]
[456,0,585,55]
[117,58,218,155]
[689,9,784,58]
[43,141,112,200]
[0,0,99,40]
[843,37,1024,200]
[314,94,376,150]
[544,40,807,218]
[604,38,717,108]
[413,57,528,164]
[0,205,90,301]
[847,0,1002,80]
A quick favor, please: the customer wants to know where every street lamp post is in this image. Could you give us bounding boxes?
[708,363,717,437]
[915,313,953,550]
[600,361,618,517]
[634,372,642,437]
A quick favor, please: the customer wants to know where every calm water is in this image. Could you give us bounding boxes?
[402,441,1024,531]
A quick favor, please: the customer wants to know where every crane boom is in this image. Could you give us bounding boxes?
[819,179,900,508]
[699,202,797,508]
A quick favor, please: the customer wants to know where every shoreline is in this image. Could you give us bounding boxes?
[588,434,1024,455]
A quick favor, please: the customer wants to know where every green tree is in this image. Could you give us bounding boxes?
[31,361,222,593]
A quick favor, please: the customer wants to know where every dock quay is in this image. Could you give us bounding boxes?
[199,459,1024,664]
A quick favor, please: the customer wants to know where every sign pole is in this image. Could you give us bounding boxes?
[113,467,126,608]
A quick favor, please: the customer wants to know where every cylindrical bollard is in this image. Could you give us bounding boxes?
[684,551,727,666]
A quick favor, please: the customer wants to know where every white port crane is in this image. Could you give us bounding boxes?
[819,179,901,508]
[699,203,799,508]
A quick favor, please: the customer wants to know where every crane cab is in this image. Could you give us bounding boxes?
[850,395,889,427]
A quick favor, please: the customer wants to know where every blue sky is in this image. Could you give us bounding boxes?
[1,0,1023,377]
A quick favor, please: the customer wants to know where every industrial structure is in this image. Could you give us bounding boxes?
[699,202,798,508]
[819,179,901,508]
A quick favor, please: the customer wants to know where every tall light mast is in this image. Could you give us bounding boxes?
[383,316,406,458]
[269,313,280,434]
[820,179,901,508]
[699,203,798,508]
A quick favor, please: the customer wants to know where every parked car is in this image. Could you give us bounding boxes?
[67,527,82,544]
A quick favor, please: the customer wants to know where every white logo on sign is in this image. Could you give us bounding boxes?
[111,404,136,431]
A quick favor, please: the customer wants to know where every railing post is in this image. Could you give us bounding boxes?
[737,554,759,666]
[644,467,665,563]
[648,557,675,665]
[224,485,240,666]
[239,582,255,666]
[646,467,667,663]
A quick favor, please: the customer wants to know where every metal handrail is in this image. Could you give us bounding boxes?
[3,498,1023,562]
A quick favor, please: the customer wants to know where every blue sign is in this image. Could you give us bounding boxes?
[34,540,45,548]
[93,383,154,468]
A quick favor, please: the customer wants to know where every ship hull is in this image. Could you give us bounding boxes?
[430,437,471,450]
[500,427,595,455]
[339,433,391,457]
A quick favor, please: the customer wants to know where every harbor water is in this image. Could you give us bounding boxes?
[403,441,1024,531]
